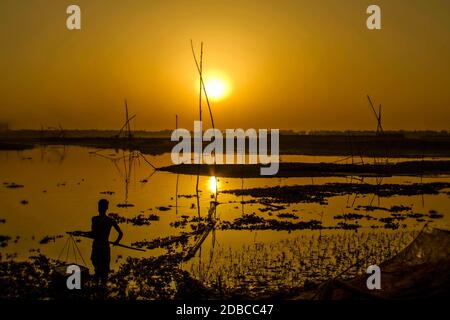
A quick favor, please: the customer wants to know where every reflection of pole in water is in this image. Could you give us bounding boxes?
[122,150,139,204]
[175,174,179,215]
[39,144,46,161]
[194,201,218,281]
[39,145,66,164]
[122,150,129,203]
[316,210,324,269]
[195,176,201,218]
[368,176,383,207]
[92,148,155,206]
[241,177,244,215]
[175,114,179,215]
[185,201,218,260]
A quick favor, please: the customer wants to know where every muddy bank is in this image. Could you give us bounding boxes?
[158,161,450,178]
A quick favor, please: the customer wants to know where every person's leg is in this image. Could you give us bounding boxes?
[97,246,110,287]
[101,246,111,286]
[92,244,111,285]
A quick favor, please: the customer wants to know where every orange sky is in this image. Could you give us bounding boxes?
[0,0,449,131]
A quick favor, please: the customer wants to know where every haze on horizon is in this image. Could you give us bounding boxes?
[0,0,449,131]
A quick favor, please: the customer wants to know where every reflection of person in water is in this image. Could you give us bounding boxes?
[91,199,123,285]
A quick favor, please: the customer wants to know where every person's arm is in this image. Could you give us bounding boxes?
[112,220,123,245]
[70,218,95,238]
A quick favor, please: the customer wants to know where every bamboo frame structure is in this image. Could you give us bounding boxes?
[367,95,383,135]
[116,99,136,139]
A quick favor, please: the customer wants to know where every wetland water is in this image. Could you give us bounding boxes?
[1,145,449,295]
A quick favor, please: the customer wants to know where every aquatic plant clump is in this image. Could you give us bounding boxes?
[0,253,213,300]
[219,213,323,231]
[224,182,450,204]
[108,253,213,299]
[0,255,64,299]
[0,235,11,248]
[108,213,160,226]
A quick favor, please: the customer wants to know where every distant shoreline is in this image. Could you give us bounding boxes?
[1,132,450,158]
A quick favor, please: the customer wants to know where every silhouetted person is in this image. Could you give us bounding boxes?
[91,199,123,285]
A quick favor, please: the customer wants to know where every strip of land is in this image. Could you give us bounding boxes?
[1,132,450,157]
[157,161,450,178]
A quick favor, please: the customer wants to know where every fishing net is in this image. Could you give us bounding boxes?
[316,227,450,299]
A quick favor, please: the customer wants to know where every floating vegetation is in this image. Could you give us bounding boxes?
[5,183,24,189]
[331,209,438,228]
[407,213,426,219]
[170,215,209,230]
[109,213,160,226]
[220,213,323,231]
[224,182,450,204]
[39,235,63,245]
[178,194,196,199]
[20,200,28,205]
[258,202,286,212]
[277,213,298,219]
[336,222,361,230]
[355,204,412,213]
[0,218,5,224]
[157,206,171,212]
[0,235,11,248]
[170,215,190,229]
[355,205,387,212]
[218,209,429,231]
[100,191,115,195]
[117,203,134,208]
[390,205,412,212]
[379,216,406,223]
[108,213,127,223]
[127,214,159,226]
[428,210,444,219]
[132,234,191,251]
[334,213,371,220]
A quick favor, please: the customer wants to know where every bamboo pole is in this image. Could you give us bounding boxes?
[67,232,146,252]
[191,40,219,200]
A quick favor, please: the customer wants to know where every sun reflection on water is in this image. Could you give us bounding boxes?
[209,176,218,194]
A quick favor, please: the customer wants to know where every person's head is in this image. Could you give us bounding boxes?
[98,199,109,215]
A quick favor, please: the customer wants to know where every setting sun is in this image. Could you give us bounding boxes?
[203,74,231,101]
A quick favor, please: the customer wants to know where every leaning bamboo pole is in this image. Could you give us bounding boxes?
[191,41,216,130]
[193,42,203,218]
[190,40,218,201]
